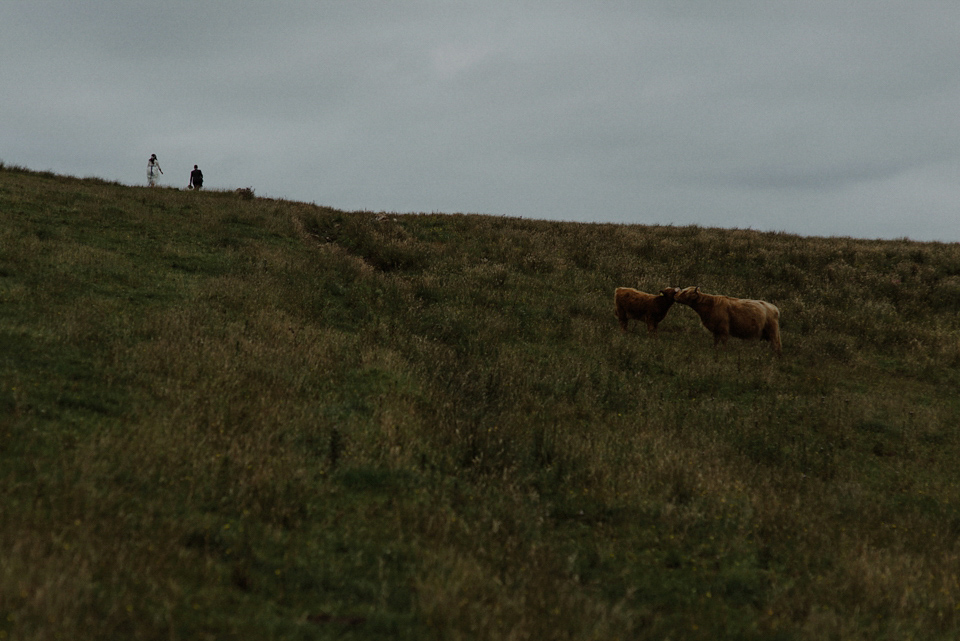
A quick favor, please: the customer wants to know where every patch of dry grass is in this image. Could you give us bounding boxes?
[3,166,960,639]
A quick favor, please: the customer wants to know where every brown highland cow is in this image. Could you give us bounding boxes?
[674,286,782,354]
[614,287,679,334]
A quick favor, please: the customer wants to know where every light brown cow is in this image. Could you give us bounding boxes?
[674,286,782,354]
[614,287,679,334]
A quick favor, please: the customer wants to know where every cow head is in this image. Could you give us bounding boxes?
[674,286,701,305]
[658,286,680,300]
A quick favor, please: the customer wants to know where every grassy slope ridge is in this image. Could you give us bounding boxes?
[2,165,960,640]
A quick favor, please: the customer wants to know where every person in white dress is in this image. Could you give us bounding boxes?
[147,154,163,186]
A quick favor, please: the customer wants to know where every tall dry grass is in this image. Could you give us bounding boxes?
[2,166,960,639]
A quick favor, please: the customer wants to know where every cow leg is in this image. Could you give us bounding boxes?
[769,327,782,355]
[616,310,629,332]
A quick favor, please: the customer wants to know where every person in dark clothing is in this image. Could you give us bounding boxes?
[189,165,203,190]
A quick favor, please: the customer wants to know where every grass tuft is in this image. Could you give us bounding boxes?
[3,164,960,639]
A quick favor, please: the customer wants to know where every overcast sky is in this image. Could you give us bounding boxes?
[3,2,959,242]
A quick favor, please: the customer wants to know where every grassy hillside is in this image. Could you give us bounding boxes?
[2,164,960,640]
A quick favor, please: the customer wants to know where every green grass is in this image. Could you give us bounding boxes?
[3,164,960,639]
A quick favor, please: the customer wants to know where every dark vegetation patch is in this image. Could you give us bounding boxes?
[3,164,960,640]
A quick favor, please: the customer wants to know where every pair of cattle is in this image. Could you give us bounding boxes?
[614,286,782,355]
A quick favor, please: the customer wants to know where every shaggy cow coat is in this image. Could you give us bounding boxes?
[674,286,782,354]
[614,287,678,334]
